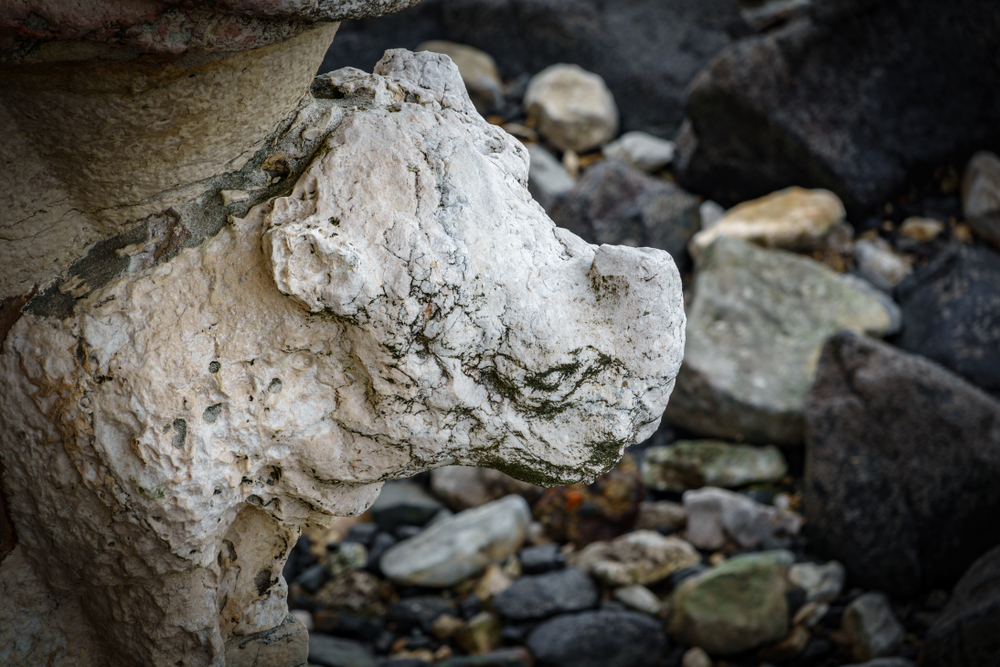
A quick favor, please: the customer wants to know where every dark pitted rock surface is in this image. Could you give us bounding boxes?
[674,0,1000,216]
[526,610,666,667]
[804,330,1000,597]
[894,244,1000,396]
[923,545,1000,667]
[493,567,599,621]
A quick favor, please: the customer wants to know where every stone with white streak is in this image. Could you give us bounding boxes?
[0,49,685,667]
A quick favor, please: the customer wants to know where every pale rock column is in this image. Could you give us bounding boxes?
[0,4,686,666]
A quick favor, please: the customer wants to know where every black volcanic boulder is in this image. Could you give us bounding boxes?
[675,0,1000,216]
[894,243,1000,396]
[804,330,1000,597]
[319,0,750,138]
[923,545,1000,667]
[548,159,700,273]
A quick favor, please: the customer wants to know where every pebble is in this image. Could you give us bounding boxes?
[852,237,913,291]
[380,495,531,587]
[416,40,503,113]
[294,562,330,594]
[524,63,619,153]
[370,480,444,532]
[387,597,458,634]
[842,592,906,662]
[612,584,662,616]
[899,216,945,242]
[788,560,846,603]
[518,543,565,574]
[634,500,687,533]
[844,660,916,667]
[435,647,534,667]
[699,200,726,229]
[493,567,599,621]
[527,610,666,667]
[314,570,385,617]
[473,564,513,603]
[793,601,830,628]
[668,550,794,655]
[570,530,700,586]
[308,633,378,667]
[681,647,713,667]
[962,150,1000,248]
[683,487,802,550]
[641,440,787,492]
[759,624,811,662]
[602,131,676,172]
[526,144,575,213]
[454,611,503,655]
[666,236,900,445]
[688,187,849,260]
[327,541,369,578]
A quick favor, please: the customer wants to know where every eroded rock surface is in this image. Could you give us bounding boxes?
[0,49,685,667]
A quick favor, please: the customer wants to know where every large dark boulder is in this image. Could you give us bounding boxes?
[320,0,750,138]
[804,330,1000,597]
[923,545,1000,667]
[894,244,1000,396]
[675,0,1000,216]
[548,159,700,273]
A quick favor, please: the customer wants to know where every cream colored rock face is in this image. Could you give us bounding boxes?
[0,50,684,667]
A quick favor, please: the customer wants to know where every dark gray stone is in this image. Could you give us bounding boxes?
[923,545,1000,667]
[526,610,666,667]
[293,562,329,594]
[804,330,1000,597]
[370,480,443,531]
[519,543,565,574]
[386,596,458,634]
[493,567,599,621]
[549,159,700,273]
[308,634,378,667]
[319,0,750,139]
[675,0,1000,217]
[895,244,1000,395]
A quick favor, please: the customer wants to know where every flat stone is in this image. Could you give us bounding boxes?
[842,592,906,663]
[370,480,444,532]
[430,466,543,513]
[434,646,534,667]
[417,41,503,113]
[527,610,666,667]
[387,596,458,634]
[668,550,794,655]
[788,561,845,603]
[570,530,700,586]
[493,567,598,621]
[526,144,576,213]
[612,584,662,616]
[688,187,848,260]
[603,132,676,172]
[923,545,1000,667]
[665,236,900,445]
[524,64,618,153]
[634,500,687,533]
[641,440,787,492]
[549,159,701,273]
[380,496,531,587]
[895,243,1000,395]
[683,487,802,551]
[804,331,1000,596]
[962,151,1000,248]
[308,634,378,667]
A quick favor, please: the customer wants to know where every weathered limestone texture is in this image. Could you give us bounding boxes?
[0,18,685,666]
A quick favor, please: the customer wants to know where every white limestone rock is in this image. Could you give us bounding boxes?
[603,131,676,173]
[683,487,803,550]
[0,49,685,667]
